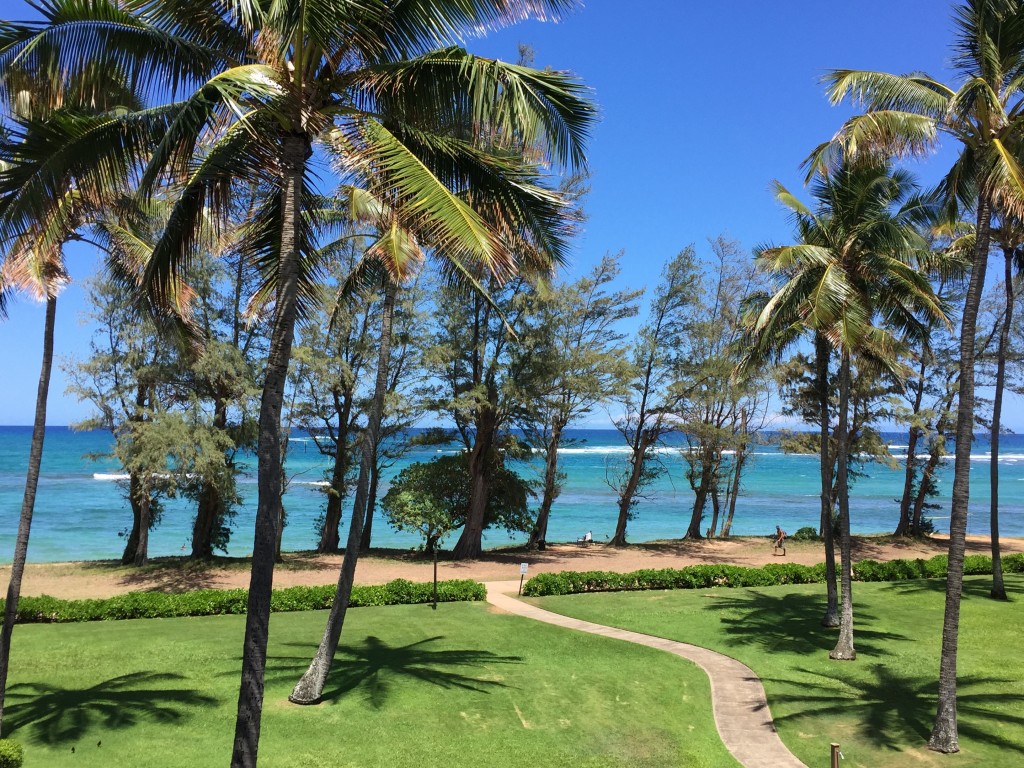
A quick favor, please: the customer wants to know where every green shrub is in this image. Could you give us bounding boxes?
[0,739,23,768]
[522,554,1000,597]
[0,579,485,624]
[790,526,820,541]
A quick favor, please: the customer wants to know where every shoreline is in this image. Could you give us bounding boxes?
[2,533,1020,601]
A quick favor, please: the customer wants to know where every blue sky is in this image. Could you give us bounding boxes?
[2,0,1018,428]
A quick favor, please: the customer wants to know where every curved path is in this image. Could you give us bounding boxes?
[484,581,807,768]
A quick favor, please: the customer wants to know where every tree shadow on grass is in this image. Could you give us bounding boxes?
[766,664,1024,754]
[4,672,217,745]
[703,589,910,657]
[880,574,1021,599]
[266,635,524,708]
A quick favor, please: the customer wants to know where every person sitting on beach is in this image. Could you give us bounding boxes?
[773,525,787,556]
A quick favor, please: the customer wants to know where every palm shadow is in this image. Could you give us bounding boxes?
[4,672,218,745]
[766,664,1024,754]
[704,589,910,657]
[267,635,523,707]
[881,575,1019,599]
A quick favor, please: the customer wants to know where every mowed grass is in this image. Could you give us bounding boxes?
[533,574,1024,768]
[6,601,739,767]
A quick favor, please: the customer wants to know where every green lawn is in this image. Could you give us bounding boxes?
[533,575,1024,768]
[6,602,738,767]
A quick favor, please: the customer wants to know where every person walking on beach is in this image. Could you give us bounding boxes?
[773,525,787,556]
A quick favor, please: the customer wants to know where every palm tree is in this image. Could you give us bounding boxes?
[753,161,943,661]
[810,0,1024,749]
[0,198,66,737]
[0,3,593,763]
[986,217,1023,600]
[0,107,134,733]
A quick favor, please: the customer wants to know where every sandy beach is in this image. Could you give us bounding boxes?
[2,534,1020,600]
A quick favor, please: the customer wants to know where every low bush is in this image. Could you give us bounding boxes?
[522,554,1012,597]
[790,526,820,541]
[0,579,485,624]
[0,740,23,768]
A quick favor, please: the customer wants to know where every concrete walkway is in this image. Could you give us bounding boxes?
[484,581,807,768]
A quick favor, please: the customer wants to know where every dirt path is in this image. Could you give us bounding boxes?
[3,534,1018,600]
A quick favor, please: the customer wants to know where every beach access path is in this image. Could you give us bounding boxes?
[485,580,807,768]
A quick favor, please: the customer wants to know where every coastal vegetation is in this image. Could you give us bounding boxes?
[1,0,1024,765]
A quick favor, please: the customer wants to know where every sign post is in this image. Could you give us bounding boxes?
[518,563,529,596]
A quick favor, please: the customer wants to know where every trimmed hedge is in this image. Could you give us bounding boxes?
[0,740,23,768]
[523,553,1024,597]
[0,578,485,624]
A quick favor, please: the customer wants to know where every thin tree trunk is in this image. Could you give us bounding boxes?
[989,248,1012,601]
[708,486,721,538]
[895,427,920,536]
[913,449,941,533]
[318,397,353,553]
[816,333,839,627]
[231,133,308,768]
[452,408,497,560]
[121,476,143,566]
[830,351,855,660]
[318,447,347,553]
[929,195,991,754]
[133,485,151,568]
[0,295,56,736]
[529,422,563,548]
[685,453,715,538]
[192,398,229,559]
[610,433,650,546]
[361,447,381,552]
[290,282,396,704]
[722,442,746,538]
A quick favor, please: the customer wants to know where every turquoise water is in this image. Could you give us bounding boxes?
[1,426,1023,563]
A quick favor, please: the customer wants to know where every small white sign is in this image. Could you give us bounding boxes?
[519,562,529,575]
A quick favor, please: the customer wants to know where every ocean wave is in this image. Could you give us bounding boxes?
[92,473,129,481]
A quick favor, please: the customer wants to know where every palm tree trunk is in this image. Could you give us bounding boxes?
[816,333,839,627]
[829,351,855,660]
[231,133,308,768]
[989,247,1012,601]
[929,195,992,754]
[289,282,396,705]
[0,294,56,736]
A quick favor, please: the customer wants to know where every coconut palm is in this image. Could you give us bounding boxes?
[986,217,1023,600]
[0,187,69,738]
[0,64,143,731]
[809,0,1024,749]
[0,2,592,763]
[752,160,944,661]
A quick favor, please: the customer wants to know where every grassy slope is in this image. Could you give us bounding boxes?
[7,602,738,768]
[534,575,1024,768]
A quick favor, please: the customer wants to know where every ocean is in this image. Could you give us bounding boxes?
[1,426,1022,563]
